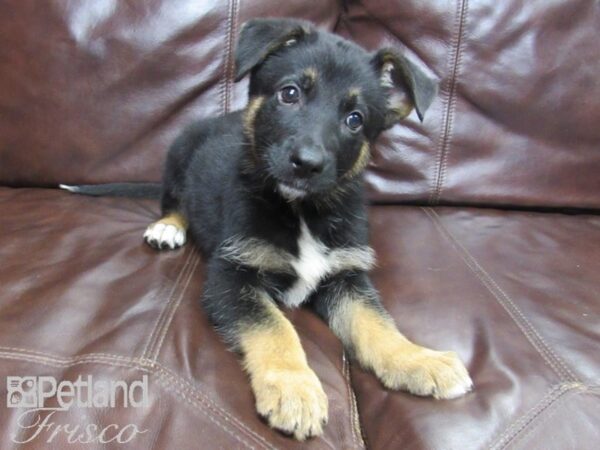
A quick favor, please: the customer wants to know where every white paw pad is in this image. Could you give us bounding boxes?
[143,222,186,250]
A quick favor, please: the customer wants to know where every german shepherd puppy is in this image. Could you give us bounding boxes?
[64,18,472,440]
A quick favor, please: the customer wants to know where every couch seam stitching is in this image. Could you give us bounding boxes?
[429,0,469,205]
[141,249,194,360]
[0,351,146,368]
[218,1,230,114]
[422,207,580,382]
[229,0,240,111]
[489,384,563,449]
[0,347,143,362]
[149,253,200,362]
[220,0,239,114]
[152,363,278,450]
[506,386,579,449]
[343,352,367,449]
[343,353,357,446]
[488,382,584,450]
[152,375,258,450]
[0,349,274,450]
[141,249,193,359]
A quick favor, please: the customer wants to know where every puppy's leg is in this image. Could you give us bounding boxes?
[144,159,189,250]
[314,273,473,399]
[144,211,188,250]
[203,260,328,440]
[144,130,196,250]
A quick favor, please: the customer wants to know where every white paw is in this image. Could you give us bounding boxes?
[143,222,186,250]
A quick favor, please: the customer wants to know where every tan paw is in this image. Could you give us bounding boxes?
[378,347,473,399]
[252,368,328,440]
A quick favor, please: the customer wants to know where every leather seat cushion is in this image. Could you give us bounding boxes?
[1,187,598,449]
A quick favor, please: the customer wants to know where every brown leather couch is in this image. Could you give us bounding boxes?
[1,1,598,449]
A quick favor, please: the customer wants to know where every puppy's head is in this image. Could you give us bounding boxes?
[236,18,437,202]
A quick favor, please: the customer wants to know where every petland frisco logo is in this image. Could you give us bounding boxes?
[7,375,149,409]
[6,375,149,445]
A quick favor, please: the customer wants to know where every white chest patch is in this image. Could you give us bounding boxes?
[282,220,336,308]
[219,221,376,308]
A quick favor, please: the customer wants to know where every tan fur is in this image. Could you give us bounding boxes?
[239,291,328,440]
[379,60,395,88]
[332,298,473,399]
[388,96,414,120]
[219,235,375,275]
[242,96,266,148]
[348,87,361,99]
[303,67,318,86]
[380,59,414,120]
[154,212,187,230]
[344,141,370,179]
[220,237,294,274]
[328,245,375,272]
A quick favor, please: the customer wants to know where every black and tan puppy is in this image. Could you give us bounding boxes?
[65,18,472,440]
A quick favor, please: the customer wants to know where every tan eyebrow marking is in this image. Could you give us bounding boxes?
[304,67,317,80]
[348,87,361,99]
[302,67,318,87]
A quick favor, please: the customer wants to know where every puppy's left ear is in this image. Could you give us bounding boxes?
[371,49,438,125]
[234,18,313,82]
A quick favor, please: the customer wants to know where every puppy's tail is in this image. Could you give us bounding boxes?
[59,183,161,199]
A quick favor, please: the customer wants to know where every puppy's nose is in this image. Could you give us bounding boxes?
[289,147,324,177]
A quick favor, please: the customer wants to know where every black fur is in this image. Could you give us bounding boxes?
[156,18,436,345]
[62,16,438,349]
[62,18,439,436]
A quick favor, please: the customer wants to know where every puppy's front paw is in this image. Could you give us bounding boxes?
[252,368,328,441]
[378,346,473,399]
[144,221,186,250]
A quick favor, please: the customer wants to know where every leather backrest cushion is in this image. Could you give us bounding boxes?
[1,0,598,209]
[342,0,600,209]
[0,1,339,186]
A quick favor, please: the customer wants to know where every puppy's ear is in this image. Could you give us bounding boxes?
[234,18,313,82]
[371,49,438,125]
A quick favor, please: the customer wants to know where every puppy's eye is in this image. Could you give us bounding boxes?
[278,85,300,105]
[345,111,364,131]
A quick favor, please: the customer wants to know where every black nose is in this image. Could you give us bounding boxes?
[289,147,325,178]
